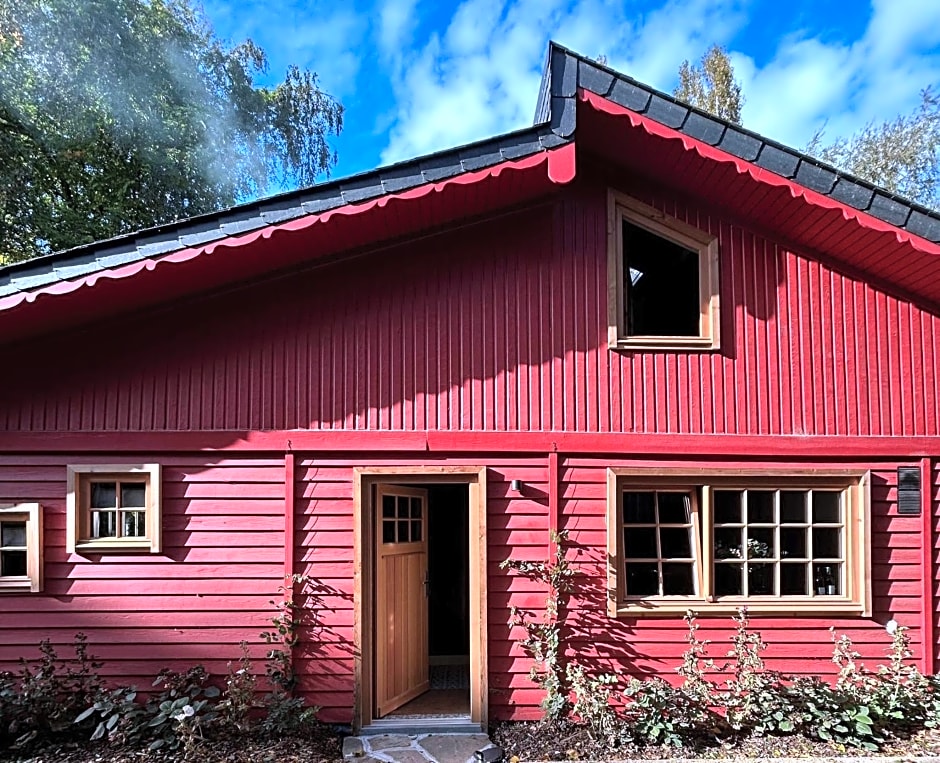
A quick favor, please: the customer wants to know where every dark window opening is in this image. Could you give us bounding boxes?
[623,220,700,336]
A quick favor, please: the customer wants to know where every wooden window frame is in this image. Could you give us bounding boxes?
[606,468,871,617]
[0,503,43,593]
[67,464,162,554]
[607,191,720,351]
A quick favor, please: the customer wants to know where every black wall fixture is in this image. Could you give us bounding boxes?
[897,466,921,516]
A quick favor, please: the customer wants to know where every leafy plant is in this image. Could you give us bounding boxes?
[74,686,144,746]
[145,666,220,752]
[217,641,257,733]
[566,663,619,742]
[622,677,710,747]
[500,530,575,722]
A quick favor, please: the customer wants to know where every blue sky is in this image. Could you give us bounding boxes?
[202,0,940,183]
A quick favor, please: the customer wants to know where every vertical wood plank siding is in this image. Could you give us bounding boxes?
[2,185,939,436]
[0,456,284,683]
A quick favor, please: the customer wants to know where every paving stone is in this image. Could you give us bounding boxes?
[418,733,492,763]
[379,750,429,763]
[343,735,365,758]
[366,734,415,751]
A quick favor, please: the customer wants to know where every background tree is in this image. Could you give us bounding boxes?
[674,45,744,125]
[0,0,343,264]
[805,90,940,210]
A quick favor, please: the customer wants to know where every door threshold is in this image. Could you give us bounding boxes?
[361,716,482,735]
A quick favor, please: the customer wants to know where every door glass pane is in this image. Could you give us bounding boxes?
[622,492,655,524]
[747,491,775,523]
[90,482,117,509]
[624,528,657,558]
[382,495,395,519]
[411,520,422,542]
[658,493,690,524]
[410,497,421,519]
[382,521,395,544]
[1,549,27,576]
[714,563,743,596]
[713,490,742,523]
[397,520,410,543]
[624,562,658,596]
[780,491,806,523]
[397,497,409,519]
[121,483,146,508]
[662,563,694,595]
[1,522,26,547]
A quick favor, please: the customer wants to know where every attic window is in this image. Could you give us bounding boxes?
[608,192,720,350]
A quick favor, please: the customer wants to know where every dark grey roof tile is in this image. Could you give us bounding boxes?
[300,194,341,214]
[3,270,60,292]
[419,153,462,182]
[260,207,303,224]
[828,180,874,210]
[608,78,651,112]
[52,252,101,279]
[218,214,265,236]
[755,145,800,178]
[868,193,912,227]
[137,235,186,257]
[379,164,426,192]
[795,161,837,195]
[644,95,687,129]
[96,244,147,268]
[552,95,577,138]
[551,47,577,98]
[577,60,613,96]
[905,210,940,243]
[340,176,383,203]
[718,127,761,161]
[499,134,544,158]
[539,132,568,149]
[179,221,229,247]
[682,112,725,145]
[459,142,504,171]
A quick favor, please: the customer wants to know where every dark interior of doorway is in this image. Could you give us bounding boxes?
[387,483,470,718]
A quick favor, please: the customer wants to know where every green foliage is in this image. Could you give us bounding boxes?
[500,530,575,722]
[622,676,712,747]
[0,633,103,748]
[806,89,940,210]
[566,663,619,742]
[0,0,343,263]
[674,45,744,124]
[146,666,220,753]
[73,686,144,746]
[217,641,257,733]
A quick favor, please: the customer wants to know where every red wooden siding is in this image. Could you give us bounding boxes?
[0,456,284,684]
[2,183,939,437]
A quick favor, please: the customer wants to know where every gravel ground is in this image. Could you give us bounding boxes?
[490,721,940,761]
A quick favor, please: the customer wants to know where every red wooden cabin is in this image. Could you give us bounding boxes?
[1,44,939,733]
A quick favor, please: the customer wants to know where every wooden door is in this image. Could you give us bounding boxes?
[374,485,429,717]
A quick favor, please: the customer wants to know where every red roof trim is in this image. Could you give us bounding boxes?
[0,144,576,315]
[579,89,940,257]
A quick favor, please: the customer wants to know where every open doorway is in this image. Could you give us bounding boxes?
[353,466,487,733]
[386,483,470,718]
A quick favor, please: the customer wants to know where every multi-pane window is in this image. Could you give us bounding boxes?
[381,493,424,544]
[608,470,870,616]
[0,503,42,592]
[67,464,162,554]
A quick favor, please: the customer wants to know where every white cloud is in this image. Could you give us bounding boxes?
[378,0,420,57]
[380,0,747,164]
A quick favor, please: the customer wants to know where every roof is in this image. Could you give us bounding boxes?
[1,42,939,341]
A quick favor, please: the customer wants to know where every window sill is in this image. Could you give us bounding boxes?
[0,577,37,592]
[611,598,869,617]
[73,538,157,554]
[610,335,719,352]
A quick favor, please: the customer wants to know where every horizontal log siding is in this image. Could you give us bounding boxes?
[2,183,938,437]
[0,456,284,686]
[292,454,549,723]
[554,457,927,691]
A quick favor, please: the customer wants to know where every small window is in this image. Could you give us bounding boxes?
[0,503,43,592]
[607,469,870,616]
[607,192,720,350]
[67,464,161,554]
